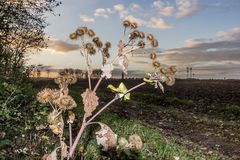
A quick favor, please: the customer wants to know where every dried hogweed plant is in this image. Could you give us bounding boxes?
[38,20,177,159]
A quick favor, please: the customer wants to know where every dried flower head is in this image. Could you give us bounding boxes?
[51,89,61,101]
[128,134,143,152]
[105,41,111,48]
[76,27,85,37]
[130,22,138,29]
[152,61,161,68]
[101,63,114,79]
[95,41,103,48]
[138,40,145,48]
[67,111,75,123]
[160,67,168,74]
[170,66,177,73]
[102,48,110,58]
[150,52,157,60]
[95,123,117,151]
[56,95,77,110]
[81,89,99,117]
[92,37,100,43]
[47,111,63,135]
[85,42,93,49]
[37,88,52,104]
[123,20,131,28]
[151,39,158,47]
[146,33,154,41]
[132,30,140,37]
[139,31,145,39]
[88,47,96,55]
[166,75,175,86]
[69,32,77,40]
[87,29,95,37]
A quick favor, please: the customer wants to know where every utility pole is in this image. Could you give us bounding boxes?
[186,67,189,79]
[190,67,192,79]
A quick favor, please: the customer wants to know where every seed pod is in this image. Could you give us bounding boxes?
[151,39,158,47]
[139,31,145,39]
[67,111,75,123]
[96,41,103,48]
[105,41,111,48]
[152,61,161,68]
[150,52,157,60]
[132,30,140,37]
[92,37,99,43]
[138,40,145,48]
[146,33,154,41]
[170,66,177,73]
[87,29,95,37]
[76,28,85,36]
[123,20,131,28]
[69,32,77,40]
[130,22,138,29]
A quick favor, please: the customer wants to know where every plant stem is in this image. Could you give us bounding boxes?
[69,123,72,148]
[93,77,103,92]
[69,114,86,158]
[69,81,146,158]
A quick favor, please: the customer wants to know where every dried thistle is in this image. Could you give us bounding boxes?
[130,22,138,29]
[146,33,154,41]
[37,88,52,104]
[76,27,85,37]
[56,95,77,110]
[69,32,78,40]
[87,29,95,37]
[92,37,100,43]
[139,31,145,39]
[128,134,143,152]
[105,41,111,48]
[81,89,99,117]
[150,52,157,60]
[67,111,75,124]
[152,61,161,68]
[151,39,158,47]
[123,20,131,28]
[138,40,145,48]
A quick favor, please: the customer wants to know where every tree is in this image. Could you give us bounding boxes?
[0,0,61,77]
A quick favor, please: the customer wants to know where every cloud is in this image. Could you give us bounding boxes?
[152,0,175,16]
[217,27,240,41]
[125,15,146,26]
[114,4,125,12]
[80,14,95,23]
[46,39,79,53]
[94,8,113,18]
[131,3,141,12]
[176,0,201,18]
[147,17,172,29]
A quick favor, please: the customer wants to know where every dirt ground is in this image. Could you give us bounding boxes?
[106,79,240,159]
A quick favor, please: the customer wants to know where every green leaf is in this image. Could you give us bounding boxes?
[107,82,130,100]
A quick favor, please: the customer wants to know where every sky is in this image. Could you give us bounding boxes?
[29,0,240,79]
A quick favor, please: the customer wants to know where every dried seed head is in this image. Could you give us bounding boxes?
[67,111,75,123]
[96,41,103,48]
[128,134,143,152]
[138,40,145,48]
[150,52,157,60]
[139,31,145,39]
[92,37,99,43]
[152,61,161,68]
[69,32,77,40]
[81,26,88,33]
[166,75,175,86]
[130,22,138,29]
[56,95,77,110]
[88,48,96,55]
[37,88,52,104]
[103,48,110,58]
[151,39,158,47]
[87,29,95,37]
[105,41,111,48]
[160,67,168,74]
[146,33,154,41]
[84,42,93,49]
[133,30,140,37]
[123,20,131,28]
[51,89,61,101]
[76,28,85,37]
[170,66,177,73]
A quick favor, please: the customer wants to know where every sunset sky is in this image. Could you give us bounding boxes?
[29,0,240,79]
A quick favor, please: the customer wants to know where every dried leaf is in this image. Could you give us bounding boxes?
[42,148,58,160]
[101,63,114,79]
[61,141,68,158]
[95,122,117,151]
[81,89,99,117]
